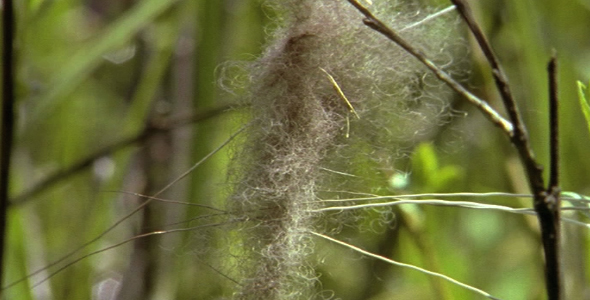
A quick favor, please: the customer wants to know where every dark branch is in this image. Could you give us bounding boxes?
[0,0,16,293]
[450,0,543,187]
[542,54,562,300]
[449,0,518,121]
[347,0,562,298]
[548,54,559,190]
[535,190,562,300]
[451,1,561,298]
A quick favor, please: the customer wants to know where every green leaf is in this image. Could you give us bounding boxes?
[576,80,590,135]
[561,191,590,219]
[410,142,462,192]
[415,142,439,177]
[31,0,179,122]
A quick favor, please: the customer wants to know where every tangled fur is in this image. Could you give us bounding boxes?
[227,1,464,298]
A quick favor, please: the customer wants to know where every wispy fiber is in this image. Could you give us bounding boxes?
[227,1,463,298]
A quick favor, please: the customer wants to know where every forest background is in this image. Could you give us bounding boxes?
[2,0,590,299]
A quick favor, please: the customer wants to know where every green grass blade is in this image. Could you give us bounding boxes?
[577,80,590,135]
[31,0,179,121]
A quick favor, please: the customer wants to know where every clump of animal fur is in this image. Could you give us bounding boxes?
[228,1,463,299]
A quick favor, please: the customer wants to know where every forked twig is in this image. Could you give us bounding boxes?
[450,0,522,128]
[448,0,544,197]
[346,0,562,298]
[452,1,562,298]
[346,0,514,135]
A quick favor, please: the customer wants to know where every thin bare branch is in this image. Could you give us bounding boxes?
[7,221,235,292]
[542,53,562,300]
[453,0,562,296]
[453,0,562,297]
[112,191,228,212]
[449,0,543,189]
[10,104,236,205]
[346,0,514,135]
[400,5,456,31]
[2,125,246,291]
[346,1,563,297]
[548,54,559,190]
[11,132,145,205]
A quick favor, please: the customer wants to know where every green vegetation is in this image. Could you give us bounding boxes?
[2,0,590,299]
[578,80,590,134]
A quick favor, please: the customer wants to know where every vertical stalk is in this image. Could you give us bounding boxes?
[548,55,559,191]
[542,54,561,300]
[0,0,16,292]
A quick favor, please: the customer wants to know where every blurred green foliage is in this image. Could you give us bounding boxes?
[2,0,590,299]
[578,80,590,135]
